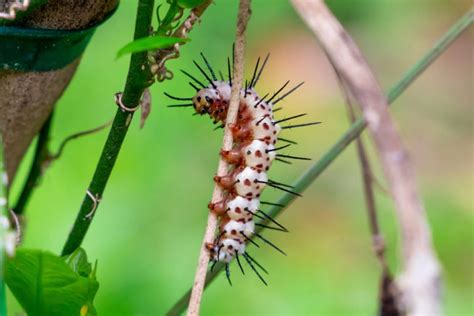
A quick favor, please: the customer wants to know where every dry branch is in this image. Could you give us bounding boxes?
[331,64,389,273]
[291,0,442,315]
[186,1,251,315]
[332,64,399,315]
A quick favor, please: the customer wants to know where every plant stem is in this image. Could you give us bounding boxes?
[332,61,389,271]
[61,0,213,257]
[13,112,53,216]
[186,1,252,315]
[294,0,442,311]
[165,8,473,315]
[61,0,155,256]
[333,59,398,314]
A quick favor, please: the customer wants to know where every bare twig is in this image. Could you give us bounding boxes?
[332,64,400,316]
[186,1,251,315]
[49,120,112,161]
[331,63,388,271]
[291,1,442,314]
[12,113,53,217]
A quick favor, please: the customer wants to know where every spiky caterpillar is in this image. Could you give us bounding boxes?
[166,53,319,284]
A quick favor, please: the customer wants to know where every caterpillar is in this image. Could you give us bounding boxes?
[165,53,320,285]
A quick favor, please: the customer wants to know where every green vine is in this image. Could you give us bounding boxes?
[61,0,156,256]
[61,0,212,256]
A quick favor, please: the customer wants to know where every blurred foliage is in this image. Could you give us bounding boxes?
[326,0,378,24]
[5,0,473,315]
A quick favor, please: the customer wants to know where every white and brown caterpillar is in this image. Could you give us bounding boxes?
[166,53,319,284]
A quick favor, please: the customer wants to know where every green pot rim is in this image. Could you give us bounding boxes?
[0,5,118,72]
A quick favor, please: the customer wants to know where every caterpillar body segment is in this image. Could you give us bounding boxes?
[167,54,318,284]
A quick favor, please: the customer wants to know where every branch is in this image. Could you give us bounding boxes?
[186,1,251,315]
[165,8,472,315]
[332,64,399,315]
[291,0,443,314]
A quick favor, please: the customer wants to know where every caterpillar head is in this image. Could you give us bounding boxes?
[192,89,219,115]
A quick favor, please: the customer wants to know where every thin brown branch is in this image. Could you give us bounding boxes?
[332,65,388,270]
[49,120,112,161]
[332,64,400,316]
[186,1,251,315]
[291,0,442,315]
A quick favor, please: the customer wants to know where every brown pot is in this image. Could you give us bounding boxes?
[0,0,117,183]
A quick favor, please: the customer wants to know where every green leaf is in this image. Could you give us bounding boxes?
[116,36,188,59]
[5,248,99,316]
[64,248,92,278]
[177,0,206,9]
[156,1,181,35]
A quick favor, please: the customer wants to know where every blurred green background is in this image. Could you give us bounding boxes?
[7,0,473,315]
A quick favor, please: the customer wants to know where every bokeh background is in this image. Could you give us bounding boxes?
[6,0,473,315]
